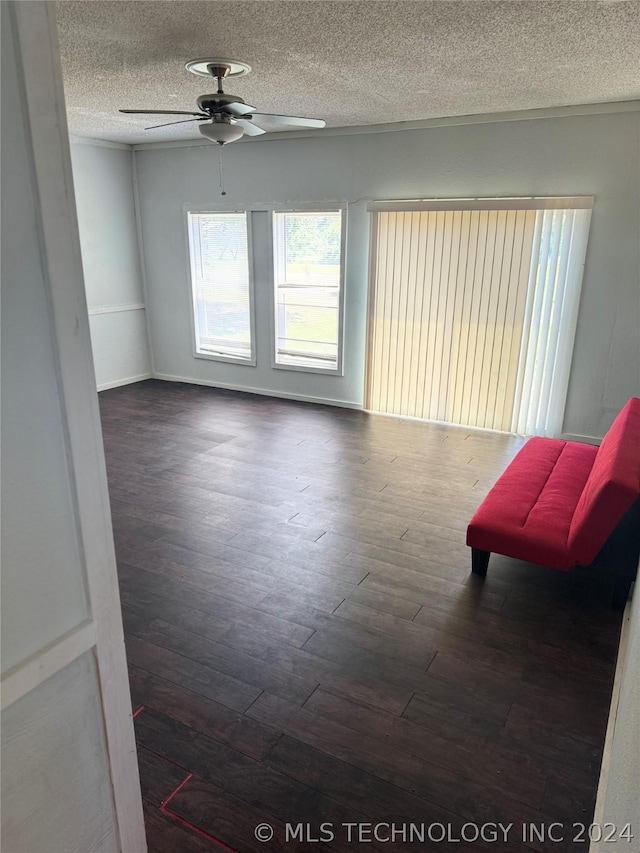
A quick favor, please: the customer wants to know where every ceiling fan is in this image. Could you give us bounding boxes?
[119,58,326,145]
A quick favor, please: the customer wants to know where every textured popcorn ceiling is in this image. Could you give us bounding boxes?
[57,1,640,145]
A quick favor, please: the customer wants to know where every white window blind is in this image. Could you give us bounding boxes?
[188,212,254,363]
[273,210,344,372]
[367,199,592,435]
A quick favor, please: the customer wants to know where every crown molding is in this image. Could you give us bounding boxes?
[129,98,640,152]
[69,134,132,150]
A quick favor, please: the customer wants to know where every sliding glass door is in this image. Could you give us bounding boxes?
[366,198,592,435]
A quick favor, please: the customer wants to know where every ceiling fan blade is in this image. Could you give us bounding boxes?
[234,119,266,137]
[145,117,208,130]
[249,113,326,129]
[219,102,258,117]
[120,109,207,117]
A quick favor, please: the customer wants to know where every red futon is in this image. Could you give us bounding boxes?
[467,397,640,608]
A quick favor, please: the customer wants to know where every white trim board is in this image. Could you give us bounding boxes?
[362,406,522,436]
[183,200,349,213]
[126,376,605,439]
[368,196,594,212]
[132,99,640,152]
[12,4,146,850]
[1,621,97,711]
[98,373,152,392]
[560,432,602,445]
[152,372,361,410]
[88,303,145,316]
[590,585,635,853]
[70,135,132,151]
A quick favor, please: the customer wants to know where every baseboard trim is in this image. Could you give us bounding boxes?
[362,407,517,435]
[97,373,152,392]
[560,432,602,445]
[152,373,362,410]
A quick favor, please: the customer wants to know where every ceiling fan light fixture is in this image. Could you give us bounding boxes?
[199,121,245,145]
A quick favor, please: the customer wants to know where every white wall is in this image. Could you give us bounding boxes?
[71,141,151,390]
[135,110,640,436]
[1,3,144,850]
[592,582,640,851]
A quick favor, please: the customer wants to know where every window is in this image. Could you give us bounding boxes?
[188,212,255,363]
[273,210,344,372]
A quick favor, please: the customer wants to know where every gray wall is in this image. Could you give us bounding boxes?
[71,142,151,389]
[135,110,640,437]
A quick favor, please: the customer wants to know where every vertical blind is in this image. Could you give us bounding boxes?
[366,199,592,435]
[512,207,592,435]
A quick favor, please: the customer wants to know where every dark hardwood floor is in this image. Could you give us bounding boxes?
[100,380,622,853]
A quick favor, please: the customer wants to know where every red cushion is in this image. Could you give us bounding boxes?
[467,438,597,569]
[568,397,640,565]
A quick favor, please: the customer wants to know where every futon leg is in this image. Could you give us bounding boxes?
[471,548,490,577]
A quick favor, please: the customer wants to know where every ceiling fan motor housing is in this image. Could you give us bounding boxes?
[197,93,246,113]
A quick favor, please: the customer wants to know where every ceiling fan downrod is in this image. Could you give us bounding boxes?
[206,63,232,95]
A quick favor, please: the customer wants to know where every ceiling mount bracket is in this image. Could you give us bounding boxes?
[185,58,252,80]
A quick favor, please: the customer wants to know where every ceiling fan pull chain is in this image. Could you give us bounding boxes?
[218,144,227,196]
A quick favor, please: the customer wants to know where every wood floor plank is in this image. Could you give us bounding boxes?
[137,745,189,807]
[132,618,320,705]
[143,801,229,853]
[117,540,357,603]
[227,638,416,716]
[402,675,512,729]
[167,772,394,853]
[125,634,262,712]
[246,692,548,826]
[333,600,527,676]
[165,774,295,853]
[302,688,546,808]
[121,576,315,648]
[288,509,409,541]
[136,710,375,853]
[129,664,280,760]
[359,573,506,614]
[304,613,437,669]
[265,736,541,853]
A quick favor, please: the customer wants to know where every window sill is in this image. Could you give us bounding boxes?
[272,360,342,376]
[194,350,256,367]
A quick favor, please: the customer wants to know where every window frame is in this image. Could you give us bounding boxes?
[270,205,347,376]
[186,209,257,366]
